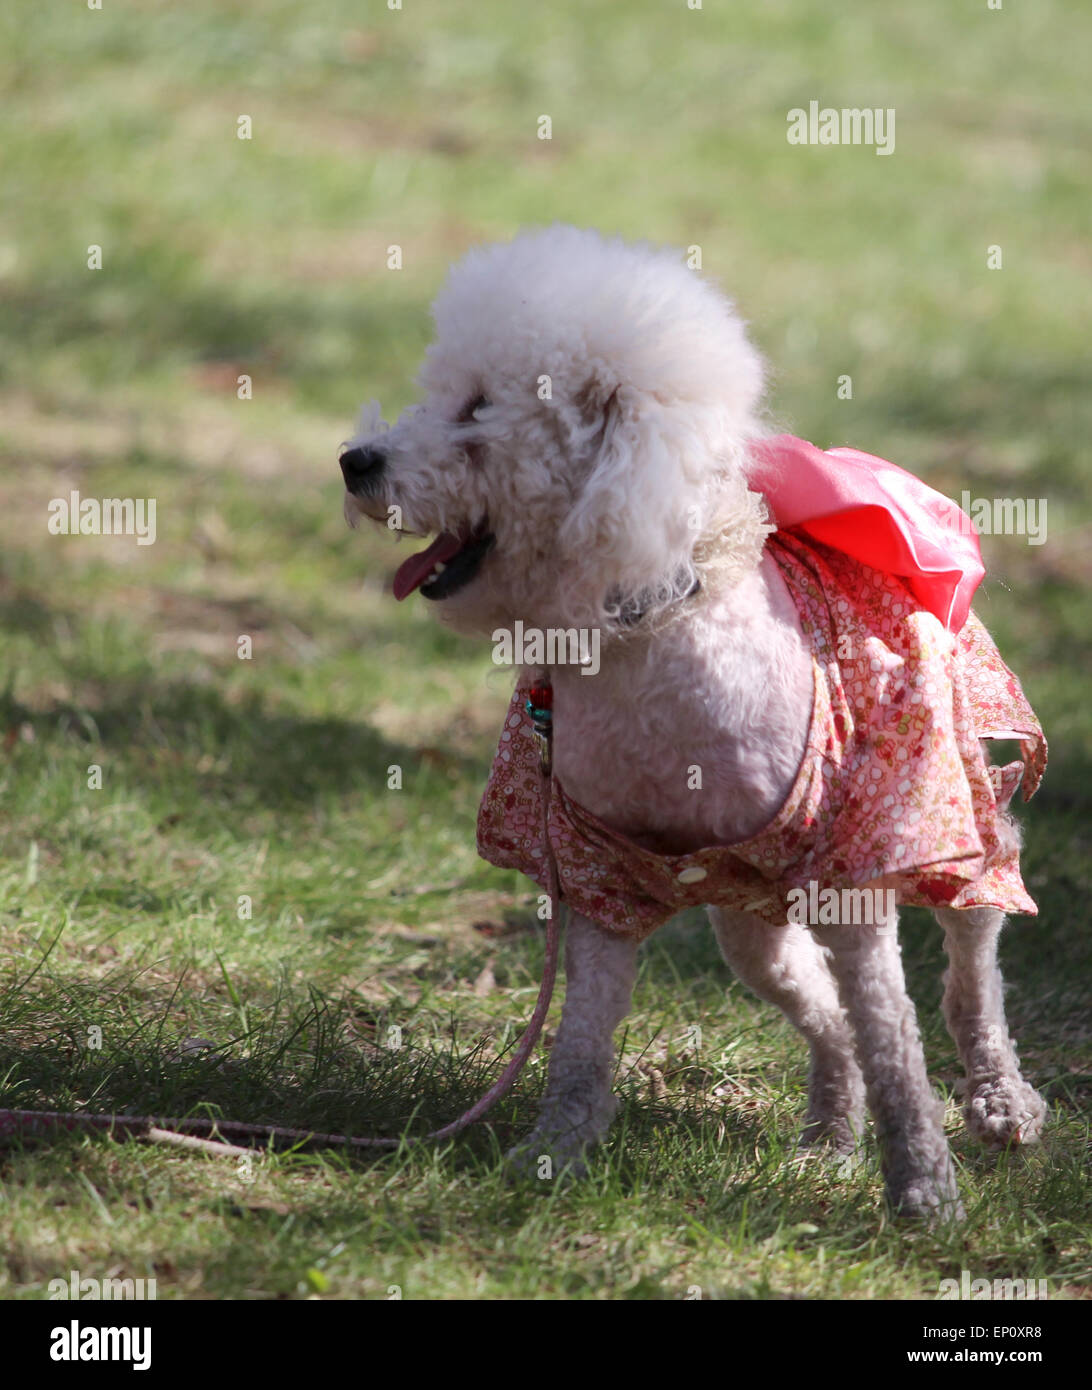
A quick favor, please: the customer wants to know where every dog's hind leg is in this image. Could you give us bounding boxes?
[935,904,1046,1148]
[506,910,637,1175]
[708,907,865,1154]
[814,915,964,1222]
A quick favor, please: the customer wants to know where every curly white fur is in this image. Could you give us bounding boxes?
[342,224,1045,1221]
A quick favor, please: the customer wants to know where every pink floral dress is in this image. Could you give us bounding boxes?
[476,439,1047,940]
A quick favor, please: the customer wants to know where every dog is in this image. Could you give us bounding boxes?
[339,224,1048,1220]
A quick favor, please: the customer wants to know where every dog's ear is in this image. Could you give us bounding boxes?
[559,378,698,601]
[570,378,623,459]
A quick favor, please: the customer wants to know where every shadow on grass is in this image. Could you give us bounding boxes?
[0,973,533,1155]
[0,591,56,641]
[0,257,432,413]
[2,672,488,817]
[870,362,1090,471]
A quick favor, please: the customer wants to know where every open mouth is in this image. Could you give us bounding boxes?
[393,522,495,601]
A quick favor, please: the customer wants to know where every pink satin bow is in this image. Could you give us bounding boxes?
[748,435,985,633]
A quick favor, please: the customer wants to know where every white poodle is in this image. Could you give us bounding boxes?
[339,225,1048,1220]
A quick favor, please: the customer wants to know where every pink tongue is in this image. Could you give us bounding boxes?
[392,532,466,600]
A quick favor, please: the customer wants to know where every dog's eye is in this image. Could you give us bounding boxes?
[458,393,490,423]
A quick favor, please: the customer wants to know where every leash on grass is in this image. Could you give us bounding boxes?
[0,681,561,1160]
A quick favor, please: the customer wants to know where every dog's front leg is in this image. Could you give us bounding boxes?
[813,918,964,1222]
[709,907,865,1154]
[506,910,637,1176]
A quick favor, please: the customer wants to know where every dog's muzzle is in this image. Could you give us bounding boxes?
[339,445,386,495]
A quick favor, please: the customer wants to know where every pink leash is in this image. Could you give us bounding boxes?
[0,682,561,1158]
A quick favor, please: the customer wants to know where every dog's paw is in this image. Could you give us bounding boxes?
[504,1130,591,1181]
[505,1083,616,1182]
[797,1113,865,1158]
[965,1078,1047,1149]
[888,1161,965,1226]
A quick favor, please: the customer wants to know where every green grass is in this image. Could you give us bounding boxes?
[1,0,1090,1300]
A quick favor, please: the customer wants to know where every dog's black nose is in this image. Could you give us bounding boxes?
[339,445,386,493]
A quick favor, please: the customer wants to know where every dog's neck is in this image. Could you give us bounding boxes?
[606,571,701,628]
[541,550,814,852]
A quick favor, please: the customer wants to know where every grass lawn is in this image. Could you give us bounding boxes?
[0,0,1089,1300]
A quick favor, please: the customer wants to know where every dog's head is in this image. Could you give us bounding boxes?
[341,225,770,636]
